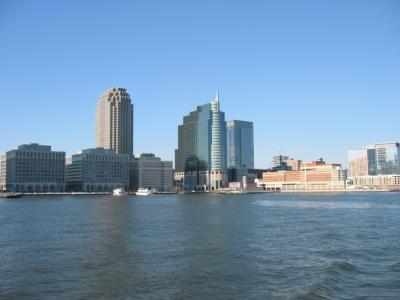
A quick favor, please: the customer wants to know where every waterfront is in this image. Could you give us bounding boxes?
[1,193,400,299]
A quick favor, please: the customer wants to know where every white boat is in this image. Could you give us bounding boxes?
[136,188,153,196]
[0,193,22,198]
[113,188,128,196]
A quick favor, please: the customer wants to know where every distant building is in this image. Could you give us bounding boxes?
[348,148,369,177]
[228,167,246,183]
[66,148,129,192]
[131,153,173,192]
[226,120,254,184]
[272,155,289,168]
[226,120,254,169]
[271,155,302,171]
[348,142,400,190]
[348,142,400,177]
[3,143,65,193]
[96,87,134,155]
[228,174,257,191]
[285,158,302,171]
[0,154,7,191]
[366,142,400,175]
[351,175,400,191]
[174,91,228,191]
[259,159,345,192]
[247,168,269,179]
[340,169,348,181]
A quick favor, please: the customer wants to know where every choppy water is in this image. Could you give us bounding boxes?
[0,192,399,299]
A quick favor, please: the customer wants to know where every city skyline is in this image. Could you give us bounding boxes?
[1,1,399,168]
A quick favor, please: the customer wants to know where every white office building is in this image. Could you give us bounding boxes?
[3,143,65,193]
[66,148,130,192]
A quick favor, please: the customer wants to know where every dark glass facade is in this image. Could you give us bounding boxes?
[226,120,254,169]
[367,143,400,175]
[175,104,211,173]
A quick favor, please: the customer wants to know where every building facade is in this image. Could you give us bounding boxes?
[95,87,134,155]
[0,154,7,191]
[174,91,227,191]
[259,159,345,192]
[3,144,65,193]
[272,155,289,168]
[285,158,302,171]
[226,120,254,170]
[66,148,130,192]
[348,142,400,177]
[348,142,400,190]
[351,175,400,191]
[348,148,369,177]
[367,143,400,175]
[131,153,173,192]
[271,155,302,171]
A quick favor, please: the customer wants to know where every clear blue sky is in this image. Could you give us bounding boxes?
[1,0,399,168]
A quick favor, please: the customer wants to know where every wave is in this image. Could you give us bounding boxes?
[327,261,360,273]
[388,261,400,272]
[295,261,361,299]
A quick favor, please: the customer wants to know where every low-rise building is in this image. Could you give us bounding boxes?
[3,143,65,192]
[350,175,400,191]
[65,148,129,192]
[131,153,173,192]
[259,159,345,192]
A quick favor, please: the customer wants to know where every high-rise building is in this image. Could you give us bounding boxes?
[174,91,227,191]
[95,87,133,155]
[65,148,130,192]
[131,153,173,192]
[226,120,254,169]
[348,142,400,177]
[3,143,65,192]
[366,142,400,175]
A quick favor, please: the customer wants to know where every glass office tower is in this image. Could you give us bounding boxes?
[175,91,227,190]
[369,143,400,175]
[349,142,400,176]
[175,103,211,173]
[226,120,254,169]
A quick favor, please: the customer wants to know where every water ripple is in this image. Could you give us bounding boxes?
[254,200,400,209]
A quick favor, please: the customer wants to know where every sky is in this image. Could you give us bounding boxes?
[0,0,399,168]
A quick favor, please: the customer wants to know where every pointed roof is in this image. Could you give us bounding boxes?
[215,88,219,103]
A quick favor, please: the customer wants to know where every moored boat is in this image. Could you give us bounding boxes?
[136,188,153,196]
[0,193,22,198]
[113,188,128,196]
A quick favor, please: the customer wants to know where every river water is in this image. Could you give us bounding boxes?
[0,192,399,299]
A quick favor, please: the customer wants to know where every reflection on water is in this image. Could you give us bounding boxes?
[0,193,399,298]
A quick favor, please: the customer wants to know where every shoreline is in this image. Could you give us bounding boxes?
[1,189,399,197]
